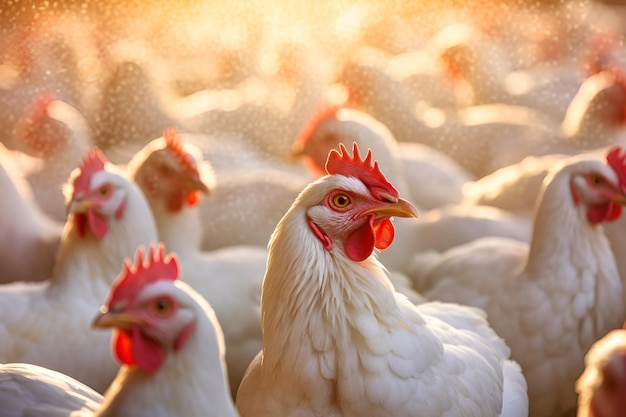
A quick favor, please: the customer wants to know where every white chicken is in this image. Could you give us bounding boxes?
[0,244,239,417]
[409,147,626,417]
[235,143,528,417]
[12,95,94,222]
[127,129,268,395]
[0,147,61,283]
[575,325,626,417]
[0,147,158,393]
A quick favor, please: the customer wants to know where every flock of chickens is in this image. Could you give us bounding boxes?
[1,0,626,416]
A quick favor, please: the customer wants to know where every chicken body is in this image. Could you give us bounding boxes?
[409,152,626,417]
[236,144,527,417]
[0,150,61,283]
[0,149,158,393]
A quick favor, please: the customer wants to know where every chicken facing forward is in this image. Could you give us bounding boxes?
[409,147,626,417]
[235,143,528,417]
[0,244,239,417]
[0,148,158,393]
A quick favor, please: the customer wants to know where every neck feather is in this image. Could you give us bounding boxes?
[262,205,400,362]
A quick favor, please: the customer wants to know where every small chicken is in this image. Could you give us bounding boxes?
[0,244,239,417]
[127,128,268,395]
[409,147,626,417]
[576,325,626,417]
[0,147,158,393]
[12,94,94,222]
[235,143,528,417]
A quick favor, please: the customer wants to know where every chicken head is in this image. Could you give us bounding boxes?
[576,326,626,417]
[132,128,211,214]
[93,244,196,375]
[306,142,418,262]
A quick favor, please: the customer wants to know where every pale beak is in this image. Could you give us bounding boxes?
[184,175,210,195]
[612,192,626,205]
[361,197,419,219]
[67,199,97,214]
[92,309,145,330]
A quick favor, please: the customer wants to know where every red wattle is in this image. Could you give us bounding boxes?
[114,326,165,374]
[587,202,623,224]
[345,215,376,262]
[113,329,136,367]
[374,218,395,250]
[133,328,165,375]
[87,209,108,239]
[186,191,200,207]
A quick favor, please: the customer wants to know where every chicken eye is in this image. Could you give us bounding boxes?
[332,193,351,208]
[98,184,111,198]
[590,175,604,186]
[153,298,172,315]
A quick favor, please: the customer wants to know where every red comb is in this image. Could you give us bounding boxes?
[294,103,342,147]
[106,244,179,308]
[72,148,107,197]
[325,142,398,199]
[606,146,626,192]
[163,128,199,176]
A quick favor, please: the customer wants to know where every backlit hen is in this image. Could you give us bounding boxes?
[235,143,528,417]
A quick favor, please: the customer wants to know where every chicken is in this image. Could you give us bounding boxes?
[560,68,626,149]
[0,244,239,417]
[0,30,88,153]
[0,146,61,283]
[0,147,158,393]
[12,95,94,222]
[127,128,268,395]
[576,325,626,417]
[408,147,626,417]
[235,143,528,417]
